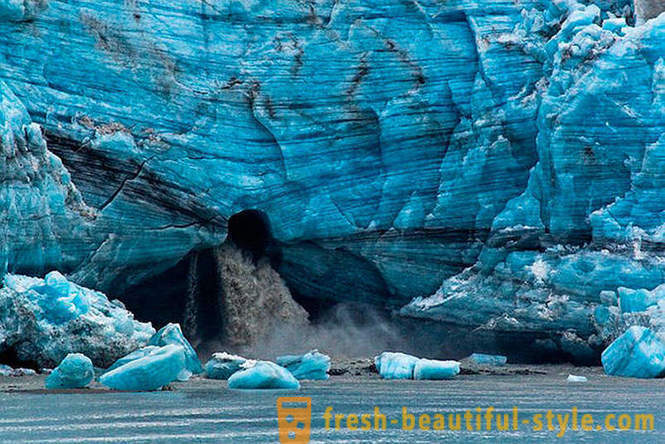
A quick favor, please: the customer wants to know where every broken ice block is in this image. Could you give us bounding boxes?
[374,352,419,379]
[618,286,665,313]
[468,353,507,366]
[414,359,460,380]
[99,344,188,391]
[601,326,665,378]
[205,352,247,380]
[228,361,300,390]
[148,323,202,374]
[567,374,587,382]
[45,353,94,389]
[276,350,331,380]
[104,346,160,373]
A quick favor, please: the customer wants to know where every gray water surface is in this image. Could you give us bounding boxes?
[0,371,662,443]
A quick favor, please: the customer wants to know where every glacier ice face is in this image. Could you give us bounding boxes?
[204,352,247,380]
[0,272,154,367]
[227,361,300,390]
[2,0,665,359]
[147,323,202,374]
[99,344,188,391]
[45,353,94,389]
[413,359,460,380]
[601,326,665,378]
[468,353,508,367]
[276,350,331,381]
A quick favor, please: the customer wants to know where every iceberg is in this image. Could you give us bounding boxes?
[276,350,331,381]
[204,352,247,380]
[0,272,154,368]
[99,344,188,391]
[227,361,300,390]
[567,374,588,383]
[45,353,94,389]
[103,346,160,374]
[148,323,202,374]
[601,326,665,378]
[414,359,460,380]
[468,353,508,366]
[374,352,419,380]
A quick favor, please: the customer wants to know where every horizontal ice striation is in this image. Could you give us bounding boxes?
[1,1,665,358]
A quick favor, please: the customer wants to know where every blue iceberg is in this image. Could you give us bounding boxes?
[204,352,247,380]
[227,361,300,390]
[414,359,460,380]
[601,326,665,379]
[99,344,188,391]
[374,352,419,380]
[0,272,154,368]
[468,353,508,366]
[276,350,331,380]
[103,346,160,374]
[45,353,94,389]
[148,323,202,374]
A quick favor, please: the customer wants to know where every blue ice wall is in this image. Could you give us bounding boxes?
[2,0,665,357]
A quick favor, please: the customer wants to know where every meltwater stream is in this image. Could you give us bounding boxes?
[0,371,663,443]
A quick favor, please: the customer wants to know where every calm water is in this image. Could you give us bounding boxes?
[0,372,662,443]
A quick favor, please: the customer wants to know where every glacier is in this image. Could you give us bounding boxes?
[2,0,665,360]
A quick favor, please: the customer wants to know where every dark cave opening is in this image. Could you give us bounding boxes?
[227,209,273,261]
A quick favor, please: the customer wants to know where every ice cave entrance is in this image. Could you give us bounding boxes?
[227,209,272,260]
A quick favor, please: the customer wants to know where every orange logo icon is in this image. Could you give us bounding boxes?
[277,397,312,444]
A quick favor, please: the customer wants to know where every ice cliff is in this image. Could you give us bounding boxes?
[2,0,665,360]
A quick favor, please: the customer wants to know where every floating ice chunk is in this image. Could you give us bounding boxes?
[0,272,154,367]
[374,352,419,379]
[148,323,202,374]
[104,346,161,374]
[414,359,460,380]
[468,353,508,366]
[276,350,331,380]
[205,352,247,380]
[45,353,94,389]
[99,344,188,391]
[567,374,588,382]
[601,326,665,378]
[0,365,37,377]
[227,361,300,390]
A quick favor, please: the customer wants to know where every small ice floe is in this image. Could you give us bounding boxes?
[45,353,94,389]
[601,326,665,378]
[0,365,37,377]
[414,359,460,380]
[228,361,300,390]
[566,374,588,383]
[148,323,203,374]
[374,352,461,380]
[99,344,190,391]
[276,350,331,380]
[205,352,247,380]
[468,353,508,366]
